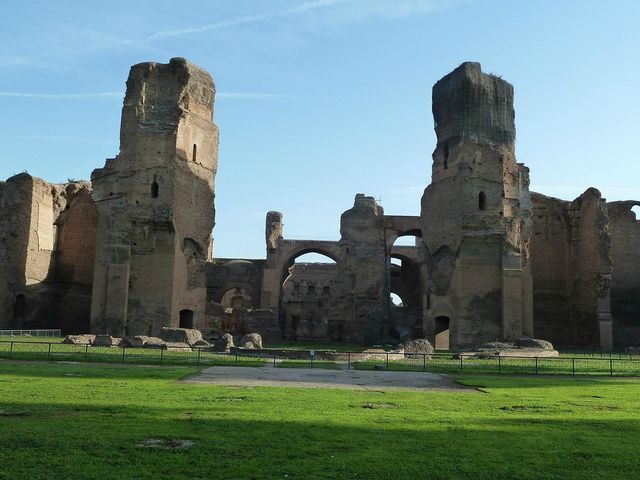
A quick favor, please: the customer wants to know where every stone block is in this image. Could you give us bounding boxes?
[62,334,95,345]
[92,335,122,347]
[239,333,263,350]
[160,327,203,346]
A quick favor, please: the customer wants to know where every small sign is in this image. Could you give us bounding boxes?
[310,350,315,356]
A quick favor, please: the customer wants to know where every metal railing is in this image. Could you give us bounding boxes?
[2,340,640,377]
[0,329,61,337]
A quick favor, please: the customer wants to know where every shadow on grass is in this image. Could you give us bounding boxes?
[0,361,199,381]
[1,398,639,480]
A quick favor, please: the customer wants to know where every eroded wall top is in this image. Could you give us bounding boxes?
[433,62,515,148]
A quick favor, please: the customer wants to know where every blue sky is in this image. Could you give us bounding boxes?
[1,0,639,259]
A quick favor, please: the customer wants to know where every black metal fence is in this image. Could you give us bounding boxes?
[1,340,640,376]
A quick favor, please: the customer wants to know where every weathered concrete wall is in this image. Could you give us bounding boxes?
[530,189,612,349]
[90,57,218,336]
[0,174,96,332]
[608,201,640,347]
[420,62,532,351]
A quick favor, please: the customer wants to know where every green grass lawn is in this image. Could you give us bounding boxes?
[1,362,639,479]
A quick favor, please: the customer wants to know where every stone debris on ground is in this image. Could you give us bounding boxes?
[239,333,263,350]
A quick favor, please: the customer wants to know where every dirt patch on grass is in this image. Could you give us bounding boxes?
[362,402,398,409]
[213,396,250,402]
[0,410,30,417]
[137,438,195,450]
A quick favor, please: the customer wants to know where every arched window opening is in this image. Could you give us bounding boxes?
[390,293,404,307]
[631,205,640,220]
[192,144,197,163]
[179,309,194,329]
[151,181,159,198]
[479,191,487,211]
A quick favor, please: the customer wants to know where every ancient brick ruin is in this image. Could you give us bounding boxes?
[1,59,638,351]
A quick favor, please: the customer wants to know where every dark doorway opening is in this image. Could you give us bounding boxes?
[12,294,25,329]
[478,191,487,211]
[435,316,450,350]
[179,309,194,329]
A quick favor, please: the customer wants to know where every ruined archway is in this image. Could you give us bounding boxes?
[388,231,425,340]
[220,287,253,334]
[280,251,337,341]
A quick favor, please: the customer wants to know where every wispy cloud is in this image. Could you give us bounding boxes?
[147,13,272,40]
[3,135,111,143]
[144,0,455,41]
[0,91,122,99]
[286,0,358,15]
[217,92,295,100]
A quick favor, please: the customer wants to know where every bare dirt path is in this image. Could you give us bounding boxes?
[181,366,476,392]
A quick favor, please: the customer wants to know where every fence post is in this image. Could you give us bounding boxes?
[47,342,52,361]
[460,354,463,372]
[572,357,575,375]
[122,347,126,362]
[9,342,13,358]
[160,347,164,364]
[197,348,201,365]
[610,357,613,376]
[423,353,426,372]
[498,355,501,374]
[235,354,238,366]
[85,344,89,361]
[535,356,538,375]
[348,352,351,370]
[386,353,389,371]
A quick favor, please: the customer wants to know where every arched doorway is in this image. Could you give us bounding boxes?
[280,251,337,341]
[220,288,253,334]
[12,294,25,329]
[434,316,450,350]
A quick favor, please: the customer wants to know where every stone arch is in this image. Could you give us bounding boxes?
[274,246,339,341]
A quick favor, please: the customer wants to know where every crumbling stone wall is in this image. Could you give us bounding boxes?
[530,189,612,349]
[420,62,533,351]
[332,194,389,344]
[0,174,96,332]
[281,263,336,340]
[608,201,640,347]
[90,58,218,336]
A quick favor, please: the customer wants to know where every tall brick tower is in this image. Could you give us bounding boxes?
[420,62,533,350]
[90,58,218,336]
